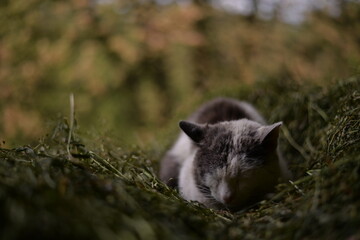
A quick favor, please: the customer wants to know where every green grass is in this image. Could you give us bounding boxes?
[0,77,359,240]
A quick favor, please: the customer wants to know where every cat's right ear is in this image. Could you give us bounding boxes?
[258,122,282,152]
[179,121,205,143]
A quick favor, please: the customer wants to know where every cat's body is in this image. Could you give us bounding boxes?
[160,98,291,211]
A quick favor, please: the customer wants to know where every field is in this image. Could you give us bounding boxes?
[1,77,359,239]
[0,1,360,239]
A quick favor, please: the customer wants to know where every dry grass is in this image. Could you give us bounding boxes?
[0,77,359,240]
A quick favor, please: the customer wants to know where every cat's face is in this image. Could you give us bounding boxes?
[179,119,282,211]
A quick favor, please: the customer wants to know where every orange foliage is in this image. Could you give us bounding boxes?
[0,0,359,144]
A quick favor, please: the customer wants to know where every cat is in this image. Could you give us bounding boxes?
[159,97,291,211]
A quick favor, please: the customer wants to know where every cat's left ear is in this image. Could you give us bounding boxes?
[258,122,282,151]
[179,121,206,143]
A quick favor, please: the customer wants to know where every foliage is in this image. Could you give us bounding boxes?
[1,0,360,145]
[0,76,359,239]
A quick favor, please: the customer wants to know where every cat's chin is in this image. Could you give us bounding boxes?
[219,202,256,212]
[209,203,244,212]
[204,200,242,212]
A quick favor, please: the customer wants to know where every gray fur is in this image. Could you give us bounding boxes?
[159,97,291,211]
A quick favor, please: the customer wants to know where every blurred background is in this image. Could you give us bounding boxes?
[0,0,359,147]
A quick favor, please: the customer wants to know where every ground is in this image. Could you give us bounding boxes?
[0,77,359,240]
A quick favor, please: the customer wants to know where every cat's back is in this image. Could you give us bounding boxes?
[188,97,266,125]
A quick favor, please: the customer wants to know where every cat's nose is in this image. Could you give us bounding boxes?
[222,193,234,204]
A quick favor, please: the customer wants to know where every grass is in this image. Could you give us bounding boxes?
[0,77,359,240]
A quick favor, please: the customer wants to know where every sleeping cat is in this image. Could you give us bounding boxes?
[159,97,291,211]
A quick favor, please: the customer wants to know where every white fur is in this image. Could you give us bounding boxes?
[217,180,232,203]
[169,132,194,165]
[178,152,204,202]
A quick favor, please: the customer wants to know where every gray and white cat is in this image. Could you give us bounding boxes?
[160,97,291,211]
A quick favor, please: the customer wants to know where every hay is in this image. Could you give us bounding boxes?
[0,77,359,239]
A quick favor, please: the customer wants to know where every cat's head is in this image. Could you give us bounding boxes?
[179,119,283,211]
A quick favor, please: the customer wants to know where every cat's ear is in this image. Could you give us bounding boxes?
[258,122,282,151]
[179,121,206,143]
